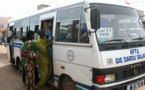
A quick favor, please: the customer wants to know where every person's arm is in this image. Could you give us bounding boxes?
[46,36,54,48]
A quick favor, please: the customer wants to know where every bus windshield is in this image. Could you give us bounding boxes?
[90,3,145,44]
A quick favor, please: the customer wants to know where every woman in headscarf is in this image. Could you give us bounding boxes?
[22,31,38,90]
[36,29,52,87]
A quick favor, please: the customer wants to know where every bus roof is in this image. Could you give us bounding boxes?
[8,1,85,23]
[88,0,129,7]
[8,0,132,23]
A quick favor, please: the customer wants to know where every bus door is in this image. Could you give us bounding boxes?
[39,12,56,82]
[40,13,55,56]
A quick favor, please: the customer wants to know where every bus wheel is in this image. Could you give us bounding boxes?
[60,75,77,90]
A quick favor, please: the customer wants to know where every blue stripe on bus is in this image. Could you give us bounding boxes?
[77,87,85,90]
[13,43,23,45]
[13,45,22,49]
[54,74,91,90]
[6,43,22,49]
[6,43,23,46]
[75,81,91,89]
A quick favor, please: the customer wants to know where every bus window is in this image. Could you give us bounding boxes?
[56,20,79,42]
[10,26,14,32]
[30,16,39,26]
[57,7,81,22]
[30,16,39,40]
[56,7,81,43]
[79,9,89,43]
[14,28,21,39]
[22,27,27,37]
[30,26,35,31]
[29,25,39,40]
[22,19,29,27]
[30,25,38,31]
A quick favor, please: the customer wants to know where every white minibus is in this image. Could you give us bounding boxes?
[6,0,145,90]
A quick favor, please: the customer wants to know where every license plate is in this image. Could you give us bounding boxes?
[127,80,144,90]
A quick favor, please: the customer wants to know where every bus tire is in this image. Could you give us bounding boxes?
[58,75,77,90]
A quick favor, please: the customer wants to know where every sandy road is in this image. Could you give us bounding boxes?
[0,45,24,90]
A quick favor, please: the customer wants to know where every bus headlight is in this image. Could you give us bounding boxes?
[105,74,115,83]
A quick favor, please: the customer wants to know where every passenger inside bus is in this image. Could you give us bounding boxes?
[65,25,73,41]
[72,23,79,42]
[65,22,79,42]
[45,23,53,60]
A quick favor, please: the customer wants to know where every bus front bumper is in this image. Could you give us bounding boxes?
[92,76,145,90]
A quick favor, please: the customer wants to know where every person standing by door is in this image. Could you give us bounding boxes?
[22,31,38,90]
[36,29,52,88]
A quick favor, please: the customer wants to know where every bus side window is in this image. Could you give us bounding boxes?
[34,25,39,40]
[56,20,79,42]
[79,9,89,43]
[22,27,27,38]
[29,25,39,40]
[14,28,20,39]
[56,7,81,43]
[14,21,21,40]
[30,26,35,31]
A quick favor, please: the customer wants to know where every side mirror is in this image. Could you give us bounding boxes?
[91,9,100,30]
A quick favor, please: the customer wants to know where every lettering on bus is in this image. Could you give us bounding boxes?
[115,49,145,64]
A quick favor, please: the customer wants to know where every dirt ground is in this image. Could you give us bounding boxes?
[0,44,24,90]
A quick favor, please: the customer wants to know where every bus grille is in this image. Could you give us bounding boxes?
[116,66,145,81]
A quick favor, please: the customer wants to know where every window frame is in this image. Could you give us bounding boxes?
[14,21,21,40]
[55,6,90,46]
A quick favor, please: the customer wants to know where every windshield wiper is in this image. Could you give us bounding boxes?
[103,39,127,43]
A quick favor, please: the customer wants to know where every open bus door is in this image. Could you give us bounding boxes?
[39,12,55,84]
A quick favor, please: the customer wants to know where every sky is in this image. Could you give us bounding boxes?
[0,0,145,18]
